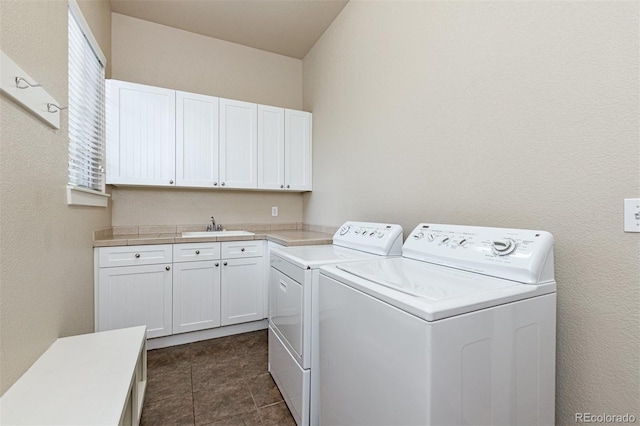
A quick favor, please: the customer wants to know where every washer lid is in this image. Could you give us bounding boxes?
[328,258,556,321]
[272,245,384,269]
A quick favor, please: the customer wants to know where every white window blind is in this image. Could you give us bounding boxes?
[68,4,105,193]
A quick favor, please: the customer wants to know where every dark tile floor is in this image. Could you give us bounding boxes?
[141,330,296,426]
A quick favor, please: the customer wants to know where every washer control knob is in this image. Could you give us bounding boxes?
[376,231,385,238]
[369,231,376,237]
[413,232,425,240]
[427,233,436,242]
[492,239,516,256]
[458,238,467,247]
[441,237,450,244]
[339,225,350,235]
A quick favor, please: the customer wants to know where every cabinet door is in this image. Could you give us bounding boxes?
[176,91,220,188]
[219,98,258,189]
[284,110,312,191]
[257,105,285,190]
[173,260,221,334]
[106,80,176,186]
[221,257,264,326]
[97,264,172,338]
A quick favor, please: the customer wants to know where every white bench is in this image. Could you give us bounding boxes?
[0,326,147,425]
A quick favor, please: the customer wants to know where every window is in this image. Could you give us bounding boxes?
[67,0,109,207]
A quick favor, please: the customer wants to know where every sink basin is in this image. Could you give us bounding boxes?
[181,231,255,238]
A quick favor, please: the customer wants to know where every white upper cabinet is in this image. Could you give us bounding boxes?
[175,91,220,188]
[219,98,258,189]
[106,80,311,191]
[258,106,312,191]
[285,109,312,191]
[106,80,176,186]
[257,105,285,190]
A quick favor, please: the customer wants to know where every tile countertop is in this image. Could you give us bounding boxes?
[93,229,334,248]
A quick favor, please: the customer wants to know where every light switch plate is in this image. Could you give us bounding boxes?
[272,206,278,217]
[624,198,640,232]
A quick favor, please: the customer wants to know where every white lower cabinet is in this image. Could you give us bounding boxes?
[97,263,173,338]
[173,260,221,334]
[95,241,265,340]
[221,257,264,326]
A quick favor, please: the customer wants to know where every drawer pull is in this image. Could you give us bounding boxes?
[195,250,200,255]
[241,248,245,252]
[279,281,288,291]
[165,266,171,271]
[223,262,228,266]
[134,253,140,258]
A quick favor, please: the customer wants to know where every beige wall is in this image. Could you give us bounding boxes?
[303,1,639,423]
[111,188,302,227]
[110,13,304,226]
[0,0,112,394]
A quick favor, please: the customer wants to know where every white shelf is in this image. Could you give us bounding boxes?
[0,326,147,425]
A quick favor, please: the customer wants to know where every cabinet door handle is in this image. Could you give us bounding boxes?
[241,248,245,252]
[221,182,225,186]
[280,185,284,189]
[215,262,219,267]
[135,253,140,258]
[165,266,171,271]
[286,185,290,188]
[213,182,218,186]
[195,250,200,255]
[223,261,228,266]
[169,180,174,184]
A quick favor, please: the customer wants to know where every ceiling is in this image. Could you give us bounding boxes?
[109,0,349,59]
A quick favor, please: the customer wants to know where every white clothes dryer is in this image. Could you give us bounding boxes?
[268,221,403,426]
[317,223,557,426]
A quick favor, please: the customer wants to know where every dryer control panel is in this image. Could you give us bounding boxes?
[403,223,555,284]
[333,221,404,256]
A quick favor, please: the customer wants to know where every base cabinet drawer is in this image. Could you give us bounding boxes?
[221,241,263,259]
[98,244,172,267]
[173,242,220,262]
[97,264,173,338]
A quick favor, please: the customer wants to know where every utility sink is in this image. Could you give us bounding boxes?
[181,231,255,238]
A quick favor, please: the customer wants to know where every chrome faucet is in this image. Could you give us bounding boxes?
[206,216,223,232]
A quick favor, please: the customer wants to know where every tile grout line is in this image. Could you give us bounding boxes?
[191,353,196,426]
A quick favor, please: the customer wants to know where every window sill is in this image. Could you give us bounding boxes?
[67,186,110,207]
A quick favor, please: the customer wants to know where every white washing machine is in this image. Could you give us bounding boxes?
[268,221,403,426]
[317,223,557,426]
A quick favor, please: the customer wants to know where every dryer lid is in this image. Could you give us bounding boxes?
[336,257,521,301]
[331,257,556,321]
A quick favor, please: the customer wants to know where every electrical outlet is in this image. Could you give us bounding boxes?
[272,206,278,217]
[624,198,640,233]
